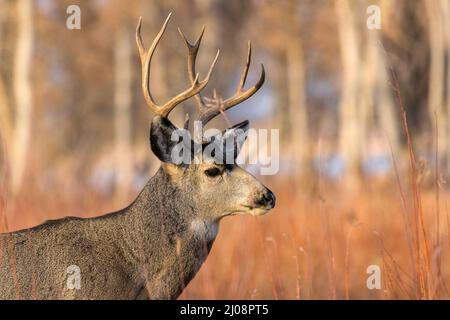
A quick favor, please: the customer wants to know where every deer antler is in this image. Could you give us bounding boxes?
[136,13,219,118]
[178,29,265,125]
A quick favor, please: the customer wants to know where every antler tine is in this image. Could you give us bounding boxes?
[136,13,171,114]
[178,26,218,114]
[136,13,219,118]
[200,41,265,125]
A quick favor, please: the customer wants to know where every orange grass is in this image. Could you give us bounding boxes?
[2,175,450,299]
[182,180,450,299]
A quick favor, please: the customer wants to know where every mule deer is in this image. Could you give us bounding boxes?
[0,13,275,300]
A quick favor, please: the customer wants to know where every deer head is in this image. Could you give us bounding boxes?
[136,13,275,221]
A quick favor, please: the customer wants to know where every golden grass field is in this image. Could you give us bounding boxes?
[184,179,450,299]
[2,171,449,300]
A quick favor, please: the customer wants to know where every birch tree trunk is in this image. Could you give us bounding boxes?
[0,0,10,209]
[440,0,450,175]
[425,0,446,174]
[359,29,377,163]
[285,7,309,178]
[10,0,33,194]
[114,25,133,202]
[335,0,361,189]
[0,0,12,146]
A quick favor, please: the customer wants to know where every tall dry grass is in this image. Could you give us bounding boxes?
[2,173,449,299]
[180,178,450,299]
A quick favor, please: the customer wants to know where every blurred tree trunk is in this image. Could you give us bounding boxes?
[286,40,308,166]
[10,0,33,194]
[284,2,309,179]
[425,0,447,175]
[374,0,400,155]
[0,0,10,208]
[359,29,377,164]
[441,0,450,175]
[114,25,133,202]
[363,20,400,163]
[335,0,361,190]
[0,0,12,146]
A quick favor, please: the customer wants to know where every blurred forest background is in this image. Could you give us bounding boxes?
[1,0,450,299]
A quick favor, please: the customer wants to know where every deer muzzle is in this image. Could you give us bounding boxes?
[256,189,276,209]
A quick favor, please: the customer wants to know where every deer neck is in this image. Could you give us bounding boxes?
[123,166,218,298]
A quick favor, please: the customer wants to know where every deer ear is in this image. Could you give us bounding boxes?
[207,120,249,163]
[229,120,249,159]
[150,116,193,164]
[223,120,250,151]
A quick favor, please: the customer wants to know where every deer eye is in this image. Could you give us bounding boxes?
[204,167,221,177]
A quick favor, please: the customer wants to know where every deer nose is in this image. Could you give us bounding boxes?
[257,189,276,208]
